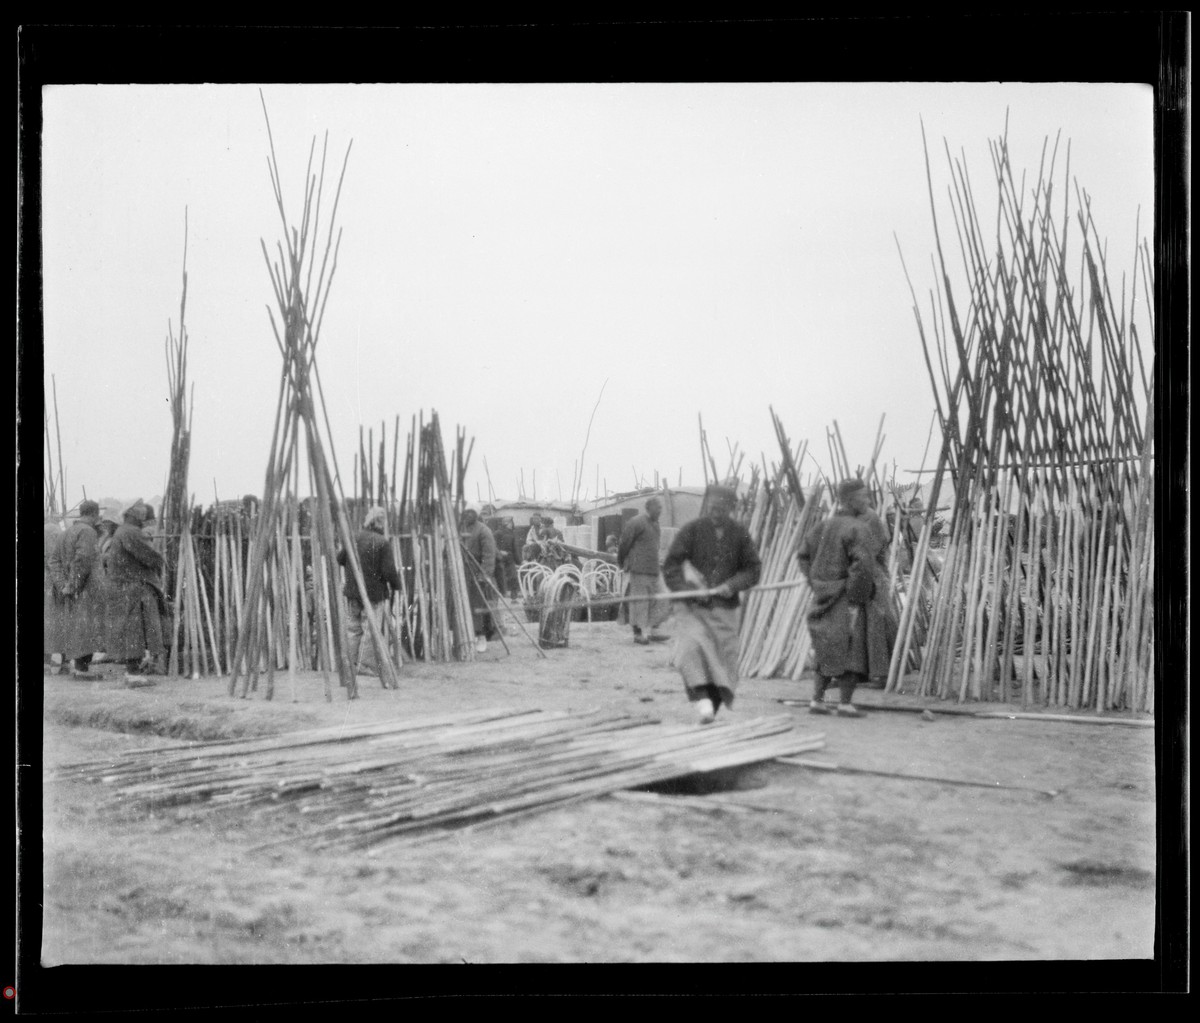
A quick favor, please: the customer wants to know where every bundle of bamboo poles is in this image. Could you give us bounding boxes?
[735,409,915,681]
[353,412,480,664]
[229,97,397,702]
[160,209,194,604]
[889,122,1154,712]
[54,707,826,848]
[389,412,478,662]
[43,376,68,519]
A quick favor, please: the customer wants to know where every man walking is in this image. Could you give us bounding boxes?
[106,503,166,685]
[336,505,403,677]
[460,508,498,653]
[662,484,761,724]
[796,477,896,717]
[618,496,670,645]
[48,500,107,680]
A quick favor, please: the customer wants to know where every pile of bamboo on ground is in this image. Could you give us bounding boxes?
[889,122,1154,712]
[228,99,395,702]
[54,707,826,848]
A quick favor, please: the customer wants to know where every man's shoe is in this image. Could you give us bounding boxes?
[475,636,488,654]
[647,633,670,643]
[695,698,716,725]
[808,701,831,715]
[123,674,154,688]
[835,704,865,718]
[71,671,102,681]
[633,636,650,646]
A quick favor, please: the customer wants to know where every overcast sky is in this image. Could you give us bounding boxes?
[40,82,1153,510]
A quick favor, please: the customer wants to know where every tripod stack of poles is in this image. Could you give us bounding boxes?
[888,121,1154,711]
[160,209,194,611]
[228,100,398,702]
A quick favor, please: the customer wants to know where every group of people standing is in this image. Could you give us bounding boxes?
[43,500,169,685]
[46,478,898,722]
[610,478,897,726]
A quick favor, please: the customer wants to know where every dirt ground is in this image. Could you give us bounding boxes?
[37,605,1157,969]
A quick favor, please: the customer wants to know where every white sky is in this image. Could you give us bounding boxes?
[39,82,1154,509]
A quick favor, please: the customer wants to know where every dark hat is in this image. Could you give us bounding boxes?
[78,499,100,518]
[123,503,148,524]
[705,483,737,505]
[837,477,867,501]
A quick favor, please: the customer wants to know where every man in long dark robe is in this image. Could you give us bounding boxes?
[106,503,166,684]
[336,505,402,677]
[662,484,761,724]
[460,508,498,653]
[796,477,897,717]
[48,500,106,679]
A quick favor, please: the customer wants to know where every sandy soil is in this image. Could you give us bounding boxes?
[37,608,1156,967]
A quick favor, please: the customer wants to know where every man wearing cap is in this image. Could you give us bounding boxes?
[336,505,402,677]
[662,484,761,725]
[618,496,670,645]
[106,503,167,685]
[460,508,498,654]
[796,477,896,717]
[48,500,107,680]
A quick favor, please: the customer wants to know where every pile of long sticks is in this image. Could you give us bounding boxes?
[228,97,396,702]
[735,410,913,681]
[389,412,478,662]
[160,209,194,600]
[889,121,1154,711]
[43,376,68,519]
[54,707,826,848]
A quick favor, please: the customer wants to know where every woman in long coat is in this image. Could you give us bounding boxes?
[47,501,107,679]
[105,504,166,682]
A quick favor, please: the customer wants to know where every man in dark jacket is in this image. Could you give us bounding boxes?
[618,496,670,645]
[796,477,897,717]
[106,503,166,685]
[48,500,106,679]
[336,505,403,676]
[460,508,499,653]
[662,484,761,724]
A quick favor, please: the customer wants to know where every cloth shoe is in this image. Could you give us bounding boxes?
[695,697,716,725]
[475,636,488,654]
[633,636,650,646]
[835,704,865,718]
[647,633,670,643]
[71,670,102,681]
[808,700,831,715]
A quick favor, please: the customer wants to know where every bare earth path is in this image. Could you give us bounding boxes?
[37,616,1156,966]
